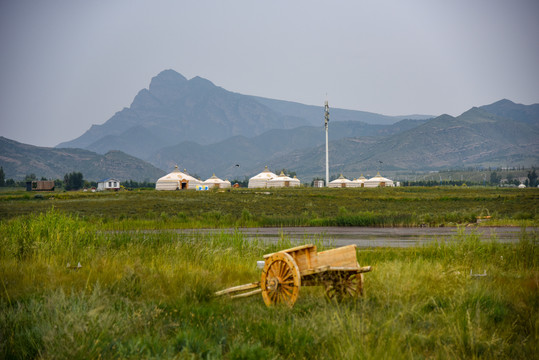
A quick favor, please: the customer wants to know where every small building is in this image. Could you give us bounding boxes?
[248,166,278,188]
[267,171,301,188]
[313,180,325,188]
[364,172,395,188]
[97,178,121,191]
[155,166,202,190]
[26,180,55,191]
[328,174,352,188]
[203,174,231,189]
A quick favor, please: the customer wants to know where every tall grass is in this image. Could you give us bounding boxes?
[1,210,537,359]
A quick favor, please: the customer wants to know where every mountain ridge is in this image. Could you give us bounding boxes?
[0,137,165,181]
[255,103,539,179]
[57,69,310,150]
[3,99,537,182]
[10,68,538,182]
[56,69,433,153]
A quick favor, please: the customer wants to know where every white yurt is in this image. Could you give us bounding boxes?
[267,171,301,188]
[364,172,395,188]
[248,166,278,188]
[203,174,231,189]
[155,166,203,190]
[328,174,352,188]
[349,175,367,188]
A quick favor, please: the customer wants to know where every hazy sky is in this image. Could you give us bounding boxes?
[1,0,538,147]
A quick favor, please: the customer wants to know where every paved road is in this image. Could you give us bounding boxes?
[173,226,537,248]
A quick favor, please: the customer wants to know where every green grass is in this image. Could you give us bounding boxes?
[1,187,538,228]
[1,210,538,359]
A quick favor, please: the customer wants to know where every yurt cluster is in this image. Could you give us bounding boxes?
[328,172,395,188]
[155,166,395,190]
[155,166,231,190]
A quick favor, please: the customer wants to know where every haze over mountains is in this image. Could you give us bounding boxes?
[2,69,538,181]
[0,137,164,181]
[269,105,539,179]
[57,70,430,159]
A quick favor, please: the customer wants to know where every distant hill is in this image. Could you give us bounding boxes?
[480,99,539,126]
[150,118,428,179]
[258,104,539,179]
[38,68,539,182]
[0,137,165,181]
[57,70,308,156]
[56,69,432,159]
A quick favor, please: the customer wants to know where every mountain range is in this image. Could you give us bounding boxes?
[265,105,539,179]
[57,69,431,161]
[2,69,538,181]
[0,137,164,181]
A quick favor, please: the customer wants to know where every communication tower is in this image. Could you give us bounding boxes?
[324,100,329,187]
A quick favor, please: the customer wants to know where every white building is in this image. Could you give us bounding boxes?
[267,171,301,188]
[248,166,278,188]
[349,175,367,188]
[155,166,202,190]
[328,174,352,188]
[364,172,395,188]
[203,174,231,189]
[97,178,121,191]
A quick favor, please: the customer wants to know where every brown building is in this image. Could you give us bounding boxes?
[26,180,55,191]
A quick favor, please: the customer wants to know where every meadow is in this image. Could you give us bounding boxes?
[0,187,538,359]
[0,186,537,228]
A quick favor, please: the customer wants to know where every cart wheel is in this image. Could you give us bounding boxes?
[260,252,301,307]
[325,273,364,301]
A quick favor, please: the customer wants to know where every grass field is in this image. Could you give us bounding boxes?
[1,188,538,359]
[0,187,537,228]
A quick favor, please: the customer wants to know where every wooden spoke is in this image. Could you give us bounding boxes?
[325,273,364,301]
[260,252,301,307]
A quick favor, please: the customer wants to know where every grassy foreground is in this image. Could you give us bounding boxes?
[1,210,537,359]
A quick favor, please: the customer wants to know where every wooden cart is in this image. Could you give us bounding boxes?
[215,244,372,307]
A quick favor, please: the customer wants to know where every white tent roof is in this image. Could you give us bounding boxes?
[329,174,352,187]
[203,174,231,188]
[250,166,277,180]
[203,174,225,184]
[330,174,351,183]
[157,166,199,182]
[349,174,367,187]
[356,175,367,182]
[248,166,278,188]
[267,171,301,187]
[156,166,202,190]
[268,171,294,182]
[364,172,394,187]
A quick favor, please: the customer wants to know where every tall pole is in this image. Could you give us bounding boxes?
[325,100,329,187]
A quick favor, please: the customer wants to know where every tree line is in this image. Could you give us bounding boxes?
[0,166,537,189]
[0,167,155,190]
